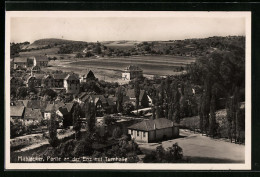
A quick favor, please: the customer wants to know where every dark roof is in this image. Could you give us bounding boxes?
[24,108,43,120]
[126,89,146,100]
[125,65,142,71]
[78,92,89,102]
[128,118,176,131]
[58,107,69,116]
[14,57,27,63]
[35,55,48,62]
[53,74,67,80]
[16,100,30,107]
[65,74,79,81]
[45,104,55,112]
[34,74,45,80]
[26,100,50,112]
[65,103,74,112]
[10,106,25,117]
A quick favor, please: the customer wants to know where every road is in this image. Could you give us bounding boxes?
[138,129,245,163]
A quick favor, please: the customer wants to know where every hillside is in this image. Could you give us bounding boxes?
[32,38,88,46]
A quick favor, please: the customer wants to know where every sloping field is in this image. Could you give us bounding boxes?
[69,55,195,76]
[19,47,59,57]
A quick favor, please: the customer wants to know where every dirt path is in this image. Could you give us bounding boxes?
[138,129,245,163]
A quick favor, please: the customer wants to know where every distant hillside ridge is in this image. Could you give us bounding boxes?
[32,38,88,46]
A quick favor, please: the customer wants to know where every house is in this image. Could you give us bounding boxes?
[31,65,41,73]
[64,73,80,94]
[34,55,49,67]
[44,103,56,120]
[13,57,28,69]
[42,74,55,88]
[122,65,143,80]
[24,108,43,126]
[10,106,25,121]
[80,74,88,83]
[53,74,67,88]
[26,74,44,88]
[125,89,149,108]
[128,118,179,143]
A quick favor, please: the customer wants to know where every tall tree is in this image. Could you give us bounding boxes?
[209,93,217,137]
[134,79,140,115]
[85,100,96,133]
[173,86,181,123]
[116,86,123,113]
[48,112,59,147]
[72,103,81,140]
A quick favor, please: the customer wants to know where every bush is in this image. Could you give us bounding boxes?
[143,143,184,163]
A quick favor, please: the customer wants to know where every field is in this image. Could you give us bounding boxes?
[18,47,196,82]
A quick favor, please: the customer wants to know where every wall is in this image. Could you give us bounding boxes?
[122,72,131,80]
[128,129,148,143]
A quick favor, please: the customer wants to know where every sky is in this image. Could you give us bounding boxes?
[10,16,245,43]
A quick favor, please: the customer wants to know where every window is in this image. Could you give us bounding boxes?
[131,130,133,135]
[137,131,139,136]
[143,132,146,137]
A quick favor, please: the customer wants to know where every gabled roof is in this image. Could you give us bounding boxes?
[34,74,45,80]
[14,57,27,63]
[34,55,48,62]
[10,106,25,117]
[15,100,30,107]
[65,103,74,112]
[26,100,50,112]
[57,107,69,116]
[65,74,79,81]
[128,118,176,131]
[24,108,43,120]
[45,104,55,112]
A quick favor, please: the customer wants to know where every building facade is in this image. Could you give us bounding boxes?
[128,118,179,143]
[122,65,143,80]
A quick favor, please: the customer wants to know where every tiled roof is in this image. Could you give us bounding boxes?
[34,74,45,80]
[35,55,48,62]
[26,100,50,112]
[128,118,176,131]
[58,107,69,116]
[65,103,74,112]
[10,106,25,117]
[24,108,43,120]
[53,74,67,80]
[14,57,27,63]
[65,74,79,80]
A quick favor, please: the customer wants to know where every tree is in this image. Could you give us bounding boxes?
[72,103,81,140]
[16,87,28,99]
[123,101,135,115]
[209,94,217,137]
[85,101,96,133]
[75,53,83,58]
[94,42,102,54]
[48,112,59,147]
[116,86,123,113]
[134,79,140,115]
[85,51,94,57]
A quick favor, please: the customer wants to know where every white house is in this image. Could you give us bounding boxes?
[128,118,179,143]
